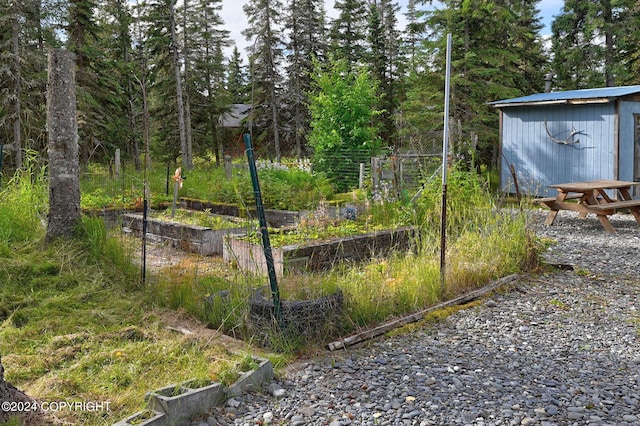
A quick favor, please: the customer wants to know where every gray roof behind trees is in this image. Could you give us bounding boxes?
[220,104,252,128]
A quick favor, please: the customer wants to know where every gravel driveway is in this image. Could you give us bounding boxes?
[200,210,640,426]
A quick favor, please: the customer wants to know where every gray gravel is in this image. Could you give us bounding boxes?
[197,209,640,426]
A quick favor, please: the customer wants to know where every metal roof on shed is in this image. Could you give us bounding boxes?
[491,85,640,107]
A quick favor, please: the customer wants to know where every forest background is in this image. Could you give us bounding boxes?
[2,0,640,176]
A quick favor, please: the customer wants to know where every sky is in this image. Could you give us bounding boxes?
[220,0,565,59]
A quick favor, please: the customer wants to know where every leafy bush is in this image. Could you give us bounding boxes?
[308,57,382,192]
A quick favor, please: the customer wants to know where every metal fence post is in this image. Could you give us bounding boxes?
[244,133,283,328]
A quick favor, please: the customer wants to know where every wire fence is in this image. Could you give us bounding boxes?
[85,140,445,345]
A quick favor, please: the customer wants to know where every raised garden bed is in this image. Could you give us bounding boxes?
[180,197,345,228]
[122,210,253,255]
[223,226,417,277]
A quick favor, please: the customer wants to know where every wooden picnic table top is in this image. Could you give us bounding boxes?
[541,179,640,234]
[548,179,640,192]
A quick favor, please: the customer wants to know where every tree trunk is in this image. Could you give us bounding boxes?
[46,49,81,241]
[183,0,193,168]
[11,4,22,170]
[170,0,190,170]
[0,359,9,423]
[0,357,40,424]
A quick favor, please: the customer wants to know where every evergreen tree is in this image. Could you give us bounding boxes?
[620,0,640,84]
[367,0,403,146]
[0,0,26,169]
[329,0,368,69]
[242,0,285,161]
[227,46,250,104]
[283,0,328,157]
[95,0,143,169]
[551,0,629,89]
[66,0,108,168]
[186,0,230,163]
[0,0,56,169]
[142,0,184,164]
[403,0,426,70]
[402,0,547,169]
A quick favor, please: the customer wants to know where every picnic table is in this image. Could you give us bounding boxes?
[535,179,640,233]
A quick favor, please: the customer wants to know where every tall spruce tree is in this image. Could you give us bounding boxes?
[242,0,284,161]
[186,0,229,163]
[367,0,403,146]
[402,0,547,169]
[551,0,629,89]
[142,0,184,164]
[66,0,108,168]
[0,0,55,170]
[227,46,249,103]
[283,0,328,157]
[330,0,369,69]
[95,0,143,169]
[620,0,640,84]
[403,0,425,71]
[0,0,26,169]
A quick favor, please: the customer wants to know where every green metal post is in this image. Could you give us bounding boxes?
[243,133,283,327]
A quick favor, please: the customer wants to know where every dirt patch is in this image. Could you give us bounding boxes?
[126,234,235,277]
[151,308,248,354]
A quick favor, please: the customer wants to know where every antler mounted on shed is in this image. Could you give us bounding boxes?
[544,119,584,145]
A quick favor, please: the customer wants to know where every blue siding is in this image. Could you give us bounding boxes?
[618,101,640,182]
[501,103,616,197]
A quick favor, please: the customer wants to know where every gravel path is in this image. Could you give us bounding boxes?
[197,210,640,426]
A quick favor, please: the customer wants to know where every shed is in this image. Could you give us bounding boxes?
[491,85,640,197]
[219,104,252,156]
[220,104,252,128]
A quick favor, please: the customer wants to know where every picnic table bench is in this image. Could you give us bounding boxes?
[536,179,640,233]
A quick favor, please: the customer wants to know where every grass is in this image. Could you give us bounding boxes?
[153,167,539,341]
[1,159,541,425]
[152,207,255,229]
[0,232,266,425]
[237,220,390,247]
[0,171,278,425]
[81,159,336,212]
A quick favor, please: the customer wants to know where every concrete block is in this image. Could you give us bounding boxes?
[112,409,168,426]
[115,360,273,426]
[226,358,274,398]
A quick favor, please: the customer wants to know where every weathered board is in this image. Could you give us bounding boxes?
[123,213,248,255]
[223,226,417,277]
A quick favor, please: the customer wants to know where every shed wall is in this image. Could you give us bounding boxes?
[500,103,616,197]
[618,101,640,183]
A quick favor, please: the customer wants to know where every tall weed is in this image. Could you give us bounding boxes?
[76,216,138,282]
[0,152,47,244]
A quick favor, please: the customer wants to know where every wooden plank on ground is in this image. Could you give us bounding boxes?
[327,274,519,351]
